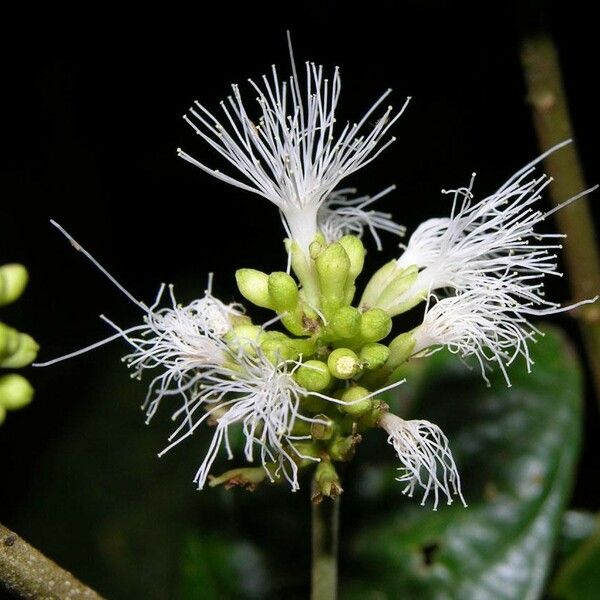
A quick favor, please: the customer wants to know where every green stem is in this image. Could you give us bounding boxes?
[0,521,104,599]
[311,496,340,600]
[520,34,600,405]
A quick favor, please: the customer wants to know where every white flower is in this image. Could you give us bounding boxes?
[178,44,409,254]
[368,141,597,315]
[36,222,319,489]
[379,412,465,510]
[317,186,405,249]
[413,290,542,386]
[101,290,322,491]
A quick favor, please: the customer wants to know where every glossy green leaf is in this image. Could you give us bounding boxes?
[344,326,583,599]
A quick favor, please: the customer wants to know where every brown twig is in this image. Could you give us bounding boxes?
[520,34,600,403]
[0,522,104,599]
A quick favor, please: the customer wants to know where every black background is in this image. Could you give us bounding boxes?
[1,2,598,598]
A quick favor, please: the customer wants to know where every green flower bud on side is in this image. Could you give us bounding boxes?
[268,271,299,312]
[315,242,350,316]
[224,324,264,354]
[208,466,273,490]
[375,264,420,315]
[327,348,361,379]
[329,433,362,462]
[330,306,361,339]
[294,360,331,392]
[235,269,273,309]
[0,264,29,307]
[340,385,373,417]
[359,343,390,370]
[387,331,417,370]
[312,460,343,501]
[338,236,365,281]
[310,414,336,440]
[359,260,398,310]
[0,374,34,410]
[0,333,39,368]
[359,308,392,343]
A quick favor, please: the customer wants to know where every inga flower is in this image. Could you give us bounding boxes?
[378,412,465,510]
[361,141,598,316]
[411,290,544,386]
[317,186,405,249]
[178,40,409,254]
[105,304,322,490]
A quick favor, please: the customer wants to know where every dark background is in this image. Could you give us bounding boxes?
[1,2,598,598]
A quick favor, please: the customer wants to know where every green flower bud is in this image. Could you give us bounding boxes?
[0,374,34,410]
[0,264,29,307]
[0,333,39,368]
[329,433,361,461]
[315,243,350,316]
[312,460,342,501]
[375,264,420,314]
[327,348,361,379]
[268,271,299,312]
[235,269,272,309]
[224,324,264,354]
[294,360,331,392]
[359,343,390,370]
[340,385,373,417]
[330,306,361,339]
[359,308,392,343]
[208,466,271,490]
[285,239,320,307]
[294,442,322,468]
[310,414,336,440]
[337,236,365,281]
[359,260,397,310]
[387,331,417,370]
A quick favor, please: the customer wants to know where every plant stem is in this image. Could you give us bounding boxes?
[311,496,340,600]
[0,521,104,599]
[520,33,600,404]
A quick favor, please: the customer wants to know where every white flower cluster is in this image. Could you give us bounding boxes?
[38,42,597,510]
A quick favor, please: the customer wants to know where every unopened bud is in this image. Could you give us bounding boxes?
[224,324,264,354]
[295,360,331,392]
[0,264,29,307]
[312,460,342,502]
[387,331,416,370]
[330,306,361,339]
[0,333,39,368]
[315,243,350,315]
[359,343,390,370]
[268,271,299,312]
[0,374,34,410]
[360,308,392,342]
[327,348,361,379]
[338,235,365,281]
[329,433,362,461]
[340,385,372,417]
[235,269,272,309]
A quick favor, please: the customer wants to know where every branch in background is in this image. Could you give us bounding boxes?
[520,34,600,403]
[0,522,104,600]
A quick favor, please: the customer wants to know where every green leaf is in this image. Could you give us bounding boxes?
[344,326,583,599]
[552,514,600,600]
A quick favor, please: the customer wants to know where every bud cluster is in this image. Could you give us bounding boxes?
[0,264,38,424]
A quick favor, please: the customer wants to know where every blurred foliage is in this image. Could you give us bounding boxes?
[552,512,600,600]
[12,326,582,599]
